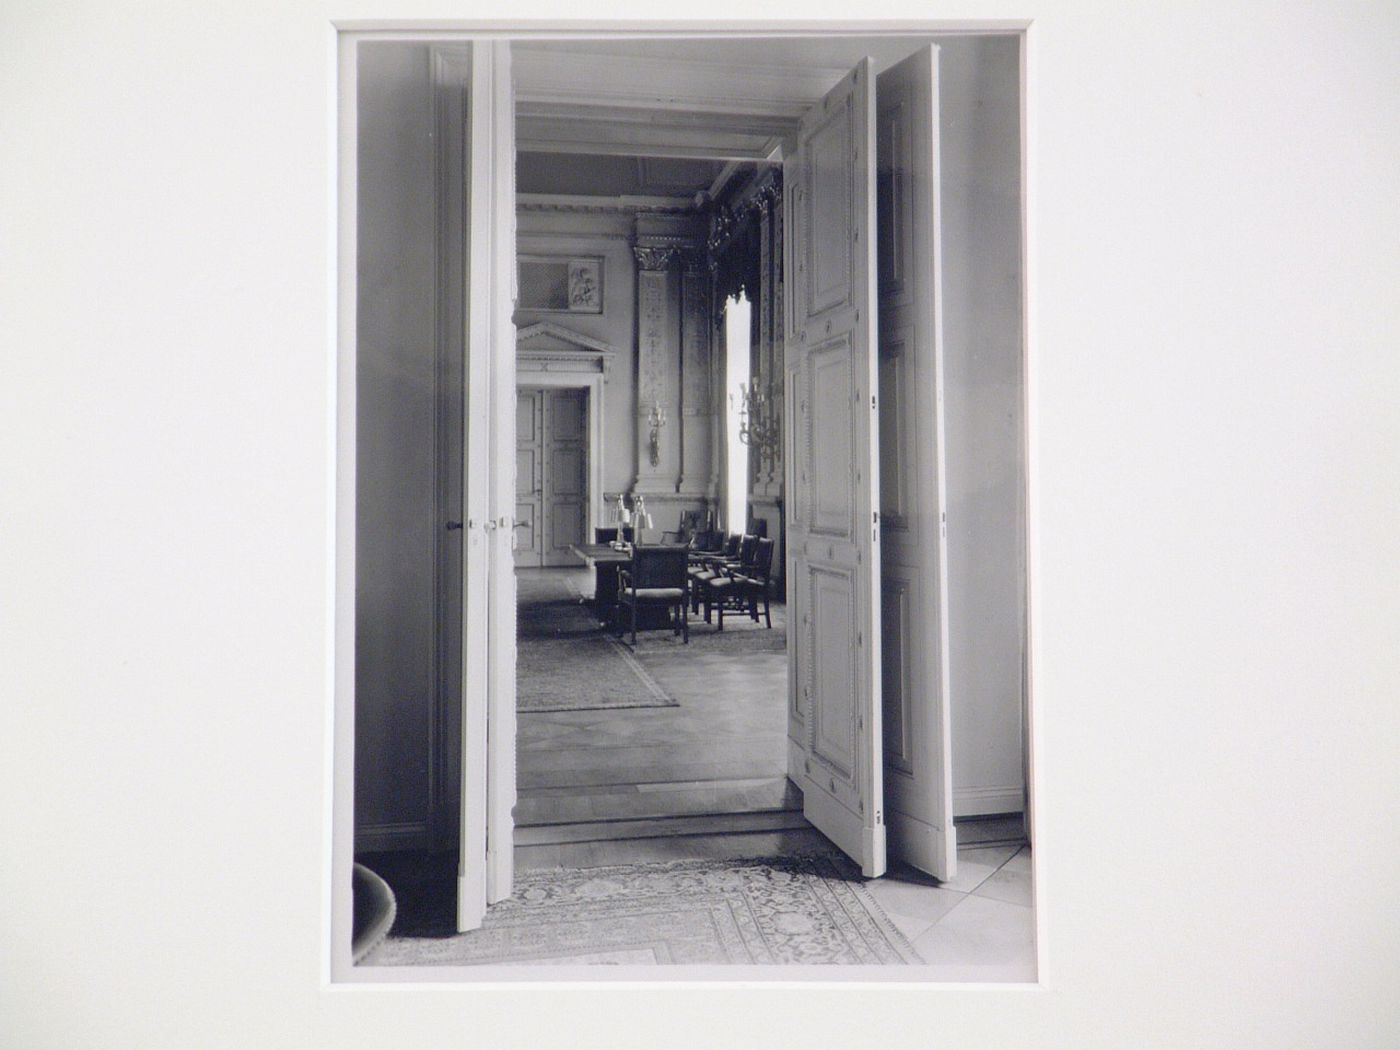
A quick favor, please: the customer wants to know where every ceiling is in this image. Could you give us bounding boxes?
[512,34,959,181]
[514,35,972,72]
[512,33,1000,200]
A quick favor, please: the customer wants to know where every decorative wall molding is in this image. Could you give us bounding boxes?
[518,101,794,161]
[515,370,608,548]
[519,192,696,216]
[516,321,618,380]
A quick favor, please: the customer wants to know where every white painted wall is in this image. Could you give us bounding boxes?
[937,34,1029,815]
[353,42,437,841]
[5,4,1399,1047]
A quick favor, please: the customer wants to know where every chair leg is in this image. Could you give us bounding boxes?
[763,590,772,629]
[681,600,688,644]
[630,603,637,645]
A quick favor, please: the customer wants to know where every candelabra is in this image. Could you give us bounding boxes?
[646,403,667,467]
[734,383,781,455]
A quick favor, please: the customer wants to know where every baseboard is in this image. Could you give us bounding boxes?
[953,785,1025,818]
[355,821,432,853]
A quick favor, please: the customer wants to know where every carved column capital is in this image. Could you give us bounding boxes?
[633,245,680,272]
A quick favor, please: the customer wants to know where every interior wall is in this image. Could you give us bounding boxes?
[353,41,437,844]
[937,35,1028,815]
[516,209,638,497]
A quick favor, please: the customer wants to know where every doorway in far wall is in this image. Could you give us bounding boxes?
[514,386,589,568]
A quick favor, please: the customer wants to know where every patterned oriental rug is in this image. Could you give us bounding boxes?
[516,572,677,713]
[362,853,923,966]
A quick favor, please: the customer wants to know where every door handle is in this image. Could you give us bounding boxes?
[445,521,463,531]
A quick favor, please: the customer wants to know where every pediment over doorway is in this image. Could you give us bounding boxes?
[516,322,617,379]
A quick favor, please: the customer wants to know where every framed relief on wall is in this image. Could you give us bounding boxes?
[518,255,604,313]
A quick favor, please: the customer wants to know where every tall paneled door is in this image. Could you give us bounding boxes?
[515,387,588,568]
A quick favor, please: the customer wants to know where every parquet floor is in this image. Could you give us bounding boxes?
[515,567,794,836]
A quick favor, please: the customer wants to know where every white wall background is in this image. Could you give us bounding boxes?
[353,40,438,839]
[1,4,1397,1050]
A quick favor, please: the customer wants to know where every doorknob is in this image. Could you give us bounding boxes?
[445,521,463,531]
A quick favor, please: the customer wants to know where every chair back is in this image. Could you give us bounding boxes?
[750,537,776,579]
[620,526,635,543]
[746,517,768,539]
[721,534,741,558]
[690,529,723,553]
[629,545,689,589]
[737,534,760,566]
[594,527,618,544]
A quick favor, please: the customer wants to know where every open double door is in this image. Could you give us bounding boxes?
[784,48,954,881]
[453,43,953,931]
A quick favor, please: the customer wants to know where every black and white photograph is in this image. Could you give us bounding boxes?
[346,30,1030,979]
[3,2,1396,1048]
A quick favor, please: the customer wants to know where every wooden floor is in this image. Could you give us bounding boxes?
[361,568,1033,979]
[515,567,795,844]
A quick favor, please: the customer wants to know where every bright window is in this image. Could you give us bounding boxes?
[724,293,752,534]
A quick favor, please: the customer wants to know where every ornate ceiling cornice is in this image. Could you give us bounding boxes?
[518,193,696,216]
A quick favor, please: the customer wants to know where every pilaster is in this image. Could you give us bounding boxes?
[679,250,713,496]
[632,242,680,494]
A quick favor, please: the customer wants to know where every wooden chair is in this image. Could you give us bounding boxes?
[688,529,724,555]
[615,544,690,644]
[702,537,775,629]
[689,533,749,612]
[661,509,705,545]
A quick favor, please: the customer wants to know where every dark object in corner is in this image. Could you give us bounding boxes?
[351,862,397,963]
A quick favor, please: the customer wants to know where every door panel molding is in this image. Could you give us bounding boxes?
[785,58,886,879]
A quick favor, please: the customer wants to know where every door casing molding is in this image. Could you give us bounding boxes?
[514,371,605,546]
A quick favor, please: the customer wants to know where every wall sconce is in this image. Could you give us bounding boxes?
[734,383,781,455]
[647,403,667,467]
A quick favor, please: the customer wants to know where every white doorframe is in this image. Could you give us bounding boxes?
[453,39,517,931]
[514,371,605,543]
[477,41,518,914]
